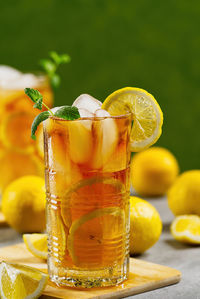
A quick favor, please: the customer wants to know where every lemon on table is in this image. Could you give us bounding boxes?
[102,87,163,151]
[130,196,162,255]
[0,261,48,299]
[168,170,200,216]
[170,215,200,244]
[2,176,46,233]
[23,234,48,260]
[131,147,179,196]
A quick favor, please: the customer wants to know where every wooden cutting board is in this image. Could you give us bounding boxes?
[0,243,181,298]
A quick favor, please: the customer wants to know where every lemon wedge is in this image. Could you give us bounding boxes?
[0,261,48,299]
[102,87,163,151]
[170,215,200,244]
[23,234,48,259]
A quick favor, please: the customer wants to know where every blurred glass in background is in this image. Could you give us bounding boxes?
[0,67,53,194]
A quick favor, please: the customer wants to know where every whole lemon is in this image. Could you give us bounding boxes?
[168,170,200,216]
[130,196,162,255]
[131,147,179,196]
[2,175,46,233]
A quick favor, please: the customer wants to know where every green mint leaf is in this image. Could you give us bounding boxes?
[50,73,60,89]
[49,51,71,65]
[33,98,43,110]
[25,88,54,115]
[49,51,60,64]
[40,51,71,89]
[60,54,71,63]
[31,111,50,140]
[54,106,80,120]
[25,88,43,104]
[39,59,56,75]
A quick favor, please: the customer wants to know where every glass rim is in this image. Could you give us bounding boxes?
[49,112,132,122]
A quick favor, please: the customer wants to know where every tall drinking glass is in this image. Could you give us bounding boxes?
[44,113,132,288]
[0,69,53,195]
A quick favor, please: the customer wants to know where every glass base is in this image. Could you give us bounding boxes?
[48,257,129,288]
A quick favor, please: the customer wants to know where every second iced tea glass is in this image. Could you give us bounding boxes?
[44,113,132,288]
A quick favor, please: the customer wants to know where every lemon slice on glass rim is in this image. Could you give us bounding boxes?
[102,87,163,152]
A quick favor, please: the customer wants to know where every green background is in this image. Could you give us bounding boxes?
[0,0,200,171]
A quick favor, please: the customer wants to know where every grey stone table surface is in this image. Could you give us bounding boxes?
[0,197,199,299]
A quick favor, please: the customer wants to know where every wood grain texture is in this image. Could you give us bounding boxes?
[0,243,181,299]
[0,212,7,227]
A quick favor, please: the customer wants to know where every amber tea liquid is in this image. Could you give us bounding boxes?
[0,72,53,193]
[44,114,131,288]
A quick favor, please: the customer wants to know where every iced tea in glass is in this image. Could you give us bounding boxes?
[0,66,53,193]
[44,113,132,288]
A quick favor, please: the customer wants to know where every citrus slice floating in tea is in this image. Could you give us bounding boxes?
[0,261,48,299]
[102,87,163,151]
[67,207,125,268]
[61,176,125,228]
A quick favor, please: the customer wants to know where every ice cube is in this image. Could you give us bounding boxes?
[2,73,40,89]
[0,65,21,81]
[78,108,94,130]
[0,64,41,89]
[94,109,110,117]
[51,106,64,114]
[72,94,102,114]
[91,118,118,169]
[52,106,93,118]
[68,120,93,164]
[51,106,92,130]
[78,108,94,118]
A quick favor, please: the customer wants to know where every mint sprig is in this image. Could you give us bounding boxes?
[25,88,53,115]
[40,51,71,89]
[24,88,80,139]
